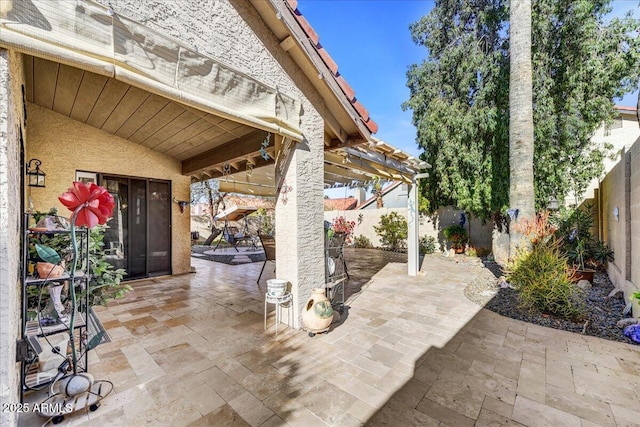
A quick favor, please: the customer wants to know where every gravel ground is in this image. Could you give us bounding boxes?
[461,256,637,345]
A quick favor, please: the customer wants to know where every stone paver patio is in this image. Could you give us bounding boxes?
[20,253,640,426]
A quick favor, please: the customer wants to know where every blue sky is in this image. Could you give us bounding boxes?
[300,0,639,159]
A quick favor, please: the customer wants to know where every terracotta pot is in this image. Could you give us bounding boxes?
[571,268,596,283]
[454,246,465,254]
[36,262,64,278]
[302,288,334,332]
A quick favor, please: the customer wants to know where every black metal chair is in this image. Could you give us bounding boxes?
[257,234,276,284]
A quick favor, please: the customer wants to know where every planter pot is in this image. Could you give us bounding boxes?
[266,279,287,297]
[571,268,596,283]
[36,262,64,278]
[302,288,333,333]
[454,246,465,254]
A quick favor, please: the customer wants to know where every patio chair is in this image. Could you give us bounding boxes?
[257,234,276,284]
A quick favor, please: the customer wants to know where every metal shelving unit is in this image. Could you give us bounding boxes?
[325,231,348,313]
[18,213,91,402]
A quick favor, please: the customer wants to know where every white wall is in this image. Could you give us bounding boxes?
[0,49,24,427]
[324,206,493,251]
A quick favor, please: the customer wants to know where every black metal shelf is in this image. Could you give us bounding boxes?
[24,271,88,286]
[25,311,86,338]
[20,212,92,402]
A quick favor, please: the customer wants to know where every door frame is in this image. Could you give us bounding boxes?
[98,173,173,279]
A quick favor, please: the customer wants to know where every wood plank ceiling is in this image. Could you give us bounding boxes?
[24,55,272,181]
[24,55,424,197]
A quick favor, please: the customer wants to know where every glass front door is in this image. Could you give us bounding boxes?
[102,175,171,279]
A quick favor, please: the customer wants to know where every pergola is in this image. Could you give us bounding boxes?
[200,136,429,276]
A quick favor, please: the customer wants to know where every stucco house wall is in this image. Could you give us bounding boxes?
[0,49,24,427]
[582,109,639,202]
[26,104,193,275]
[23,0,327,321]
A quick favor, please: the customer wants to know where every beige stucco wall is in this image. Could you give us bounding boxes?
[601,151,627,284]
[26,104,192,275]
[600,143,640,316]
[96,0,327,325]
[583,112,640,201]
[0,49,24,427]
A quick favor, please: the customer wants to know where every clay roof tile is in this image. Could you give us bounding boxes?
[285,4,377,134]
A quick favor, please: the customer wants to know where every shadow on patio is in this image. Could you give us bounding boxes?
[20,252,640,426]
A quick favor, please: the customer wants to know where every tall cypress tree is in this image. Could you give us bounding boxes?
[405,0,640,220]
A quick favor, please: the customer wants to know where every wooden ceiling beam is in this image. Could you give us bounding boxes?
[218,180,276,197]
[323,135,368,151]
[182,130,272,175]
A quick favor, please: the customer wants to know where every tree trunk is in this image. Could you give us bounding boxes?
[374,179,384,208]
[509,0,535,258]
[203,181,226,245]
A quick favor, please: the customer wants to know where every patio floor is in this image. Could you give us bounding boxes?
[20,253,640,426]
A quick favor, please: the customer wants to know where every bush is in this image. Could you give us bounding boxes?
[507,240,585,321]
[353,235,373,249]
[86,225,131,306]
[374,212,407,251]
[442,224,468,250]
[419,236,437,254]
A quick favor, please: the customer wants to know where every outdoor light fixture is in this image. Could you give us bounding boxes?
[26,158,46,188]
[547,196,559,210]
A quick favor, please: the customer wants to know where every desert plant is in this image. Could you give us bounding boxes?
[507,240,585,321]
[513,210,557,247]
[419,236,437,254]
[466,246,478,257]
[591,241,614,270]
[353,235,373,249]
[553,204,601,271]
[374,212,407,251]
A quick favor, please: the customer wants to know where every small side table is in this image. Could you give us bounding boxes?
[264,292,292,336]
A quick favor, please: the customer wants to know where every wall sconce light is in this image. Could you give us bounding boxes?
[172,197,190,213]
[26,158,46,188]
[614,207,619,222]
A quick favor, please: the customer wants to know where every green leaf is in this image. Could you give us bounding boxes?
[35,243,62,265]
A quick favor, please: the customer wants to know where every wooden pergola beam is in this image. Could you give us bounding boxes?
[182,130,272,175]
[323,135,367,151]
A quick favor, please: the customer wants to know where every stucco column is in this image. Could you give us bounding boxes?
[274,118,324,329]
[0,48,24,427]
[408,180,419,276]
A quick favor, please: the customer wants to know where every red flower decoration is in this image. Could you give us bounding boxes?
[59,182,115,228]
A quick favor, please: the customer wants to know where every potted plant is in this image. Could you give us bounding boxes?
[443,224,468,254]
[567,237,596,283]
[556,205,612,283]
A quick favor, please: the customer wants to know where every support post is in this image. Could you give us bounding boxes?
[408,179,419,276]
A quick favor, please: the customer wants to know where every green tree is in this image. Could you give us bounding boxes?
[405,0,640,220]
[532,0,640,204]
[405,0,509,220]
